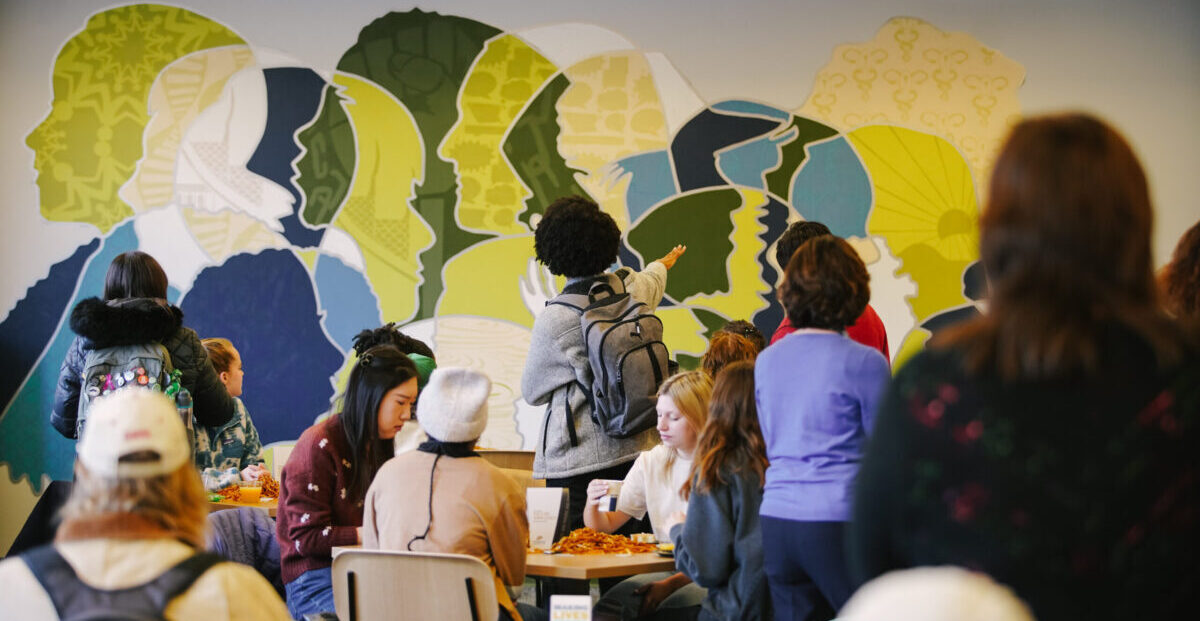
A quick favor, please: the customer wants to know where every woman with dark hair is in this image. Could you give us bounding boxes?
[850,114,1200,619]
[276,345,419,618]
[52,250,235,439]
[522,195,685,531]
[667,360,772,621]
[1161,219,1200,327]
[754,236,890,620]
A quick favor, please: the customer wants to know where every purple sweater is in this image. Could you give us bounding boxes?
[755,331,889,521]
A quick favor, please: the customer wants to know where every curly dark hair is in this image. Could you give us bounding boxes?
[534,195,621,277]
[718,319,765,353]
[352,323,435,359]
[778,236,870,331]
[1163,220,1200,323]
[774,220,832,271]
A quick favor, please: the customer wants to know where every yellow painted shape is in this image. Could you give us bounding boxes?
[558,52,670,229]
[181,207,287,262]
[680,188,771,321]
[850,125,977,319]
[332,73,431,323]
[797,16,1025,199]
[657,307,709,359]
[296,250,319,271]
[439,35,558,235]
[123,46,256,213]
[0,464,43,556]
[892,327,932,372]
[25,5,244,232]
[439,235,539,328]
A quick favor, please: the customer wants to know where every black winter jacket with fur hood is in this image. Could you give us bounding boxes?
[52,297,236,439]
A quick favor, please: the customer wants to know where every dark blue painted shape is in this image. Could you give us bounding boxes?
[0,223,140,489]
[180,250,343,443]
[670,109,779,192]
[751,196,793,338]
[246,67,328,248]
[0,239,99,410]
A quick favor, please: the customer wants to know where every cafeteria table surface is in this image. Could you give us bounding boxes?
[524,551,675,580]
[207,498,278,517]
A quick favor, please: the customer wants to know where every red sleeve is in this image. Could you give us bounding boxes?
[769,317,795,345]
[846,304,890,366]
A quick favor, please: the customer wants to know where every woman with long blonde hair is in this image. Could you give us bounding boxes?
[584,370,712,621]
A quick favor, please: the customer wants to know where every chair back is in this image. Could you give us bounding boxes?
[332,549,499,621]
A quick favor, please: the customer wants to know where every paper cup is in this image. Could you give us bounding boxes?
[598,480,622,512]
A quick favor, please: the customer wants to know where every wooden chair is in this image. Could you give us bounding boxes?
[332,549,498,621]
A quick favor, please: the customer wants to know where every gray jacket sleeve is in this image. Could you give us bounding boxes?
[671,481,736,588]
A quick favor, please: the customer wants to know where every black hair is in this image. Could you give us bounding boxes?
[104,251,169,301]
[352,322,435,359]
[340,345,419,500]
[774,220,832,271]
[534,195,621,277]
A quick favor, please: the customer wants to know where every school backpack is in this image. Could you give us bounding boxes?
[20,544,223,621]
[548,270,669,441]
[76,342,175,439]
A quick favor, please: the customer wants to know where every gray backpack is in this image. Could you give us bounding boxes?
[549,272,669,441]
[76,342,174,438]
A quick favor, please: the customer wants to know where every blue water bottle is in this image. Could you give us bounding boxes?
[176,385,195,456]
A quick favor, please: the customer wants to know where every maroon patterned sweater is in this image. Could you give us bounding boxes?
[276,414,363,584]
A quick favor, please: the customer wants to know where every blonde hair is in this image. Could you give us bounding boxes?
[201,337,237,374]
[656,370,712,475]
[59,461,210,548]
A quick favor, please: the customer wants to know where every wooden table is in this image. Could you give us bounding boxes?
[525,551,675,580]
[207,498,278,517]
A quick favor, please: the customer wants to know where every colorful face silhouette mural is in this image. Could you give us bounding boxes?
[4,7,1025,490]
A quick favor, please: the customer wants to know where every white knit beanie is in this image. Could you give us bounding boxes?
[417,367,491,443]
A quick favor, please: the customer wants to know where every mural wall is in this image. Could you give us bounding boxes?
[0,5,1023,492]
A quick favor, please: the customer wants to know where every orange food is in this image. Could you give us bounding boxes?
[549,528,656,555]
[259,472,280,499]
[216,484,241,502]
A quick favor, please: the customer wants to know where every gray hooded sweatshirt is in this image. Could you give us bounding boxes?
[522,262,668,479]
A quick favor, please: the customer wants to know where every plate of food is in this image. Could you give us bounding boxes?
[655,542,675,557]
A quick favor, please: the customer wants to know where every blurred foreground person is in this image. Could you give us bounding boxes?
[0,389,288,620]
[851,113,1200,619]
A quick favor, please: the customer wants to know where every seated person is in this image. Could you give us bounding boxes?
[351,323,437,454]
[364,368,544,621]
[584,371,712,621]
[0,389,288,620]
[196,337,266,490]
[277,346,420,619]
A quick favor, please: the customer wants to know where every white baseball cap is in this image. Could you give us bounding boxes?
[77,389,190,478]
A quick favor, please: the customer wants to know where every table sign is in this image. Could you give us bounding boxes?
[527,487,568,550]
[550,594,592,621]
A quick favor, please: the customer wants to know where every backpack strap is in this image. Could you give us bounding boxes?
[144,551,224,612]
[22,545,223,620]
